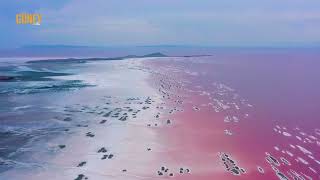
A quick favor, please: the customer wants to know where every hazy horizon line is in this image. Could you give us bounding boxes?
[2,43,320,50]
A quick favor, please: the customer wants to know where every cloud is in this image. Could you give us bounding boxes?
[1,0,320,47]
[32,0,164,45]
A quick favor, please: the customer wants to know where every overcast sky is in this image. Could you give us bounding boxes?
[1,0,320,48]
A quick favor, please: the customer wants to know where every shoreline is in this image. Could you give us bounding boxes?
[0,53,320,179]
[25,53,212,64]
[0,58,166,179]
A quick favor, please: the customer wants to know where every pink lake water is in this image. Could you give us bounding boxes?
[145,50,320,179]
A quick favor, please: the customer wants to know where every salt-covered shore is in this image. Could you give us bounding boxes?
[0,58,167,180]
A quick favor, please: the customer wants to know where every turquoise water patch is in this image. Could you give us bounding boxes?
[0,61,92,95]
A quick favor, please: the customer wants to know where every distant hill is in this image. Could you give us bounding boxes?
[3,44,317,59]
[0,44,177,58]
[142,52,167,57]
[122,52,167,59]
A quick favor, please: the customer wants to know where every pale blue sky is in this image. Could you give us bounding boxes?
[1,0,320,48]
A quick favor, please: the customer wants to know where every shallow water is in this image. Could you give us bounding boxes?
[0,50,319,179]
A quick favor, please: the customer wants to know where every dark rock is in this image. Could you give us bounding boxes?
[142,106,149,110]
[108,154,114,159]
[101,155,108,160]
[77,161,86,167]
[119,116,128,121]
[180,168,183,173]
[63,117,72,121]
[58,145,66,149]
[86,132,95,137]
[74,174,86,180]
[103,111,112,117]
[77,124,88,127]
[99,120,107,124]
[98,147,107,153]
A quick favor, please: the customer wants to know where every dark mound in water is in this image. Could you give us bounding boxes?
[0,76,15,81]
